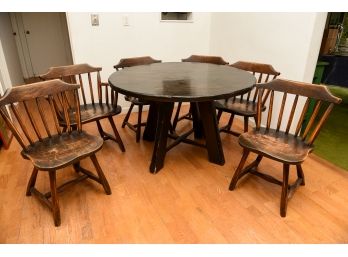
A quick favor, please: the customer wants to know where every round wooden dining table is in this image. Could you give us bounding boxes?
[108,62,256,173]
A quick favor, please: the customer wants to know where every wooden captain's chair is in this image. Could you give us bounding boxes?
[40,63,125,152]
[0,79,112,226]
[215,61,280,136]
[229,79,341,217]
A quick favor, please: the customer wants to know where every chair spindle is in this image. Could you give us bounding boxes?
[36,98,52,137]
[23,101,42,141]
[294,98,310,137]
[301,100,322,140]
[266,90,274,129]
[307,103,335,145]
[285,95,299,134]
[88,72,95,105]
[10,103,34,145]
[48,96,62,135]
[276,92,287,131]
[78,74,87,106]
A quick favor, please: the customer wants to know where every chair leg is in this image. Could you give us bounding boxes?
[73,162,80,173]
[226,114,235,131]
[62,126,67,133]
[229,149,250,190]
[26,167,38,196]
[168,122,174,134]
[122,103,134,128]
[96,120,105,138]
[217,109,223,123]
[280,164,290,217]
[136,104,143,142]
[254,155,263,168]
[244,116,249,132]
[48,170,61,227]
[172,102,182,130]
[296,164,305,186]
[90,154,111,195]
[108,116,126,152]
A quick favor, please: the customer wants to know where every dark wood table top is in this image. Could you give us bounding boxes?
[108,62,256,102]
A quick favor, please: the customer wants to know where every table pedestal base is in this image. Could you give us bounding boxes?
[143,101,225,173]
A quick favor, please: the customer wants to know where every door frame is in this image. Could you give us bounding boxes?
[0,70,5,94]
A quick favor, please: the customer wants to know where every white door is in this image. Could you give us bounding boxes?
[13,13,73,77]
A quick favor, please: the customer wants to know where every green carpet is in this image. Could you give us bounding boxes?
[312,85,348,171]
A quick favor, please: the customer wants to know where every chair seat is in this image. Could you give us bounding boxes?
[215,99,265,116]
[21,131,103,170]
[59,103,121,126]
[124,95,149,105]
[80,103,121,123]
[239,128,313,164]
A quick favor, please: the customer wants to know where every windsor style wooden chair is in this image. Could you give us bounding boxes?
[40,63,125,152]
[0,79,111,226]
[172,55,229,130]
[229,79,341,217]
[113,56,162,142]
[215,61,280,136]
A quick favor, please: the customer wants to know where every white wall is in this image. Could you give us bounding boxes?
[0,13,24,89]
[209,12,327,130]
[66,12,212,108]
[210,12,326,82]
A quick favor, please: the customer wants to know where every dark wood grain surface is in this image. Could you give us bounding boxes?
[108,62,256,102]
[109,62,256,173]
[173,55,229,130]
[114,56,162,142]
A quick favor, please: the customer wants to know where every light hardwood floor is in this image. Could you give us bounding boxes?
[0,105,348,243]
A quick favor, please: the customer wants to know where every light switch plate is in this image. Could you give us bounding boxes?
[91,14,99,26]
[122,15,129,26]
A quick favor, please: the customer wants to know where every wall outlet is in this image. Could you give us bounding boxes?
[91,14,99,26]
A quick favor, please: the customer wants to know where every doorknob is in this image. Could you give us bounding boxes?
[26,30,30,35]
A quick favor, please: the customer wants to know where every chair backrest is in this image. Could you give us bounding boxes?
[113,56,162,70]
[0,79,81,151]
[181,55,229,65]
[255,79,341,146]
[230,61,280,83]
[40,63,115,107]
[229,61,281,105]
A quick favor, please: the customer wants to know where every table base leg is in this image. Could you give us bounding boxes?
[149,102,174,173]
[198,101,225,165]
[143,102,157,141]
[145,101,224,173]
[191,102,204,139]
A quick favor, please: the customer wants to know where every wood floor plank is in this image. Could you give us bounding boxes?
[0,105,348,243]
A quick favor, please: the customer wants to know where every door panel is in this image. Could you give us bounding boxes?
[21,12,72,76]
[10,13,34,79]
